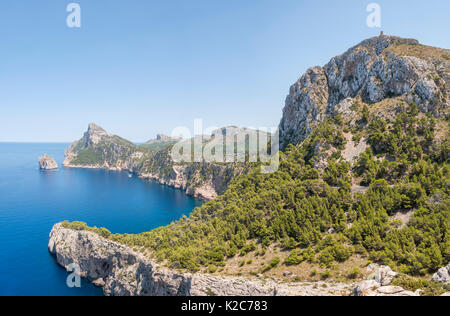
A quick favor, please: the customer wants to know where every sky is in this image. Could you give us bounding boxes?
[0,0,449,143]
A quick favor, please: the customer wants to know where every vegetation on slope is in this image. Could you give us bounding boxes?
[69,135,137,167]
[139,140,178,153]
[71,148,104,165]
[64,102,449,281]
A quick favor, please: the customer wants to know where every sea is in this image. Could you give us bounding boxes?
[0,143,202,296]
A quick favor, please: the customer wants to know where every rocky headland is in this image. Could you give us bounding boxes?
[63,123,253,201]
[50,224,450,296]
[49,223,353,296]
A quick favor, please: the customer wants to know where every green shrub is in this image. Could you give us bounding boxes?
[270,257,281,268]
[392,274,448,296]
[347,267,360,279]
[284,250,304,266]
[321,270,332,280]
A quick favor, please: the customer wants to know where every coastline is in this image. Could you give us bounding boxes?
[49,223,434,296]
[62,162,216,201]
[48,223,355,296]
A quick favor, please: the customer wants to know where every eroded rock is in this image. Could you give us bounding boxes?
[376,265,398,286]
[39,154,58,170]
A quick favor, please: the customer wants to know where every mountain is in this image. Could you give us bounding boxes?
[141,134,182,152]
[145,134,181,145]
[53,35,449,296]
[64,123,136,169]
[63,124,265,200]
[279,35,449,149]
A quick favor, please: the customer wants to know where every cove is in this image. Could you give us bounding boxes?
[0,143,202,296]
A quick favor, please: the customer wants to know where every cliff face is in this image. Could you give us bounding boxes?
[39,154,58,170]
[63,124,251,200]
[48,224,354,296]
[279,35,450,149]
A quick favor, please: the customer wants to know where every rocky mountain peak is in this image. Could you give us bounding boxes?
[279,34,449,149]
[85,123,110,145]
[87,123,108,135]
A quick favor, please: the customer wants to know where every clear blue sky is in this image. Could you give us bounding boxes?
[1,0,449,142]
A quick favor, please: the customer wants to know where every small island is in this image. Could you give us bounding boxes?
[39,154,58,170]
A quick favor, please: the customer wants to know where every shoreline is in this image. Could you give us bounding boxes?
[62,163,214,201]
[49,223,432,296]
[48,223,355,296]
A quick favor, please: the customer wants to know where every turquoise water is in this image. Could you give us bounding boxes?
[0,143,202,296]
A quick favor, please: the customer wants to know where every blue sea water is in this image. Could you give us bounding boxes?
[0,143,202,296]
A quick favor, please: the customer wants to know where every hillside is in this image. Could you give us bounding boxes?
[56,35,449,295]
[63,124,262,200]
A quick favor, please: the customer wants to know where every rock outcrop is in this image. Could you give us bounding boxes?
[39,154,58,170]
[432,263,450,284]
[279,34,449,149]
[49,224,353,296]
[366,263,399,286]
[51,224,444,297]
[354,265,420,296]
[63,124,256,201]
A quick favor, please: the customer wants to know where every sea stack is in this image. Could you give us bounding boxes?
[39,154,58,170]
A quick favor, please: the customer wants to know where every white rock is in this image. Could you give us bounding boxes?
[366,263,380,272]
[376,265,398,286]
[39,154,58,170]
[377,286,406,295]
[354,280,380,296]
[432,263,450,284]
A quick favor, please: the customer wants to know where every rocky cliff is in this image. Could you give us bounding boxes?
[63,124,253,200]
[279,34,449,149]
[432,263,450,284]
[50,224,450,296]
[48,224,353,296]
[39,154,58,170]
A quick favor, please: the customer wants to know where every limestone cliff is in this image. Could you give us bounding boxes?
[279,34,449,149]
[48,224,353,296]
[50,224,436,296]
[63,124,253,200]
